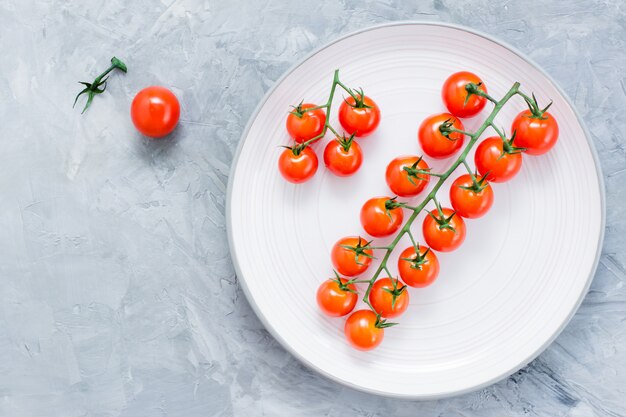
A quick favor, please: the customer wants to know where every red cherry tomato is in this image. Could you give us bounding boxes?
[278,146,318,183]
[385,156,430,197]
[323,136,362,177]
[511,109,559,155]
[474,136,523,183]
[316,277,357,317]
[449,174,494,219]
[331,236,373,277]
[338,94,381,137]
[131,86,180,138]
[422,207,466,252]
[286,103,326,144]
[397,245,440,288]
[360,197,404,238]
[418,113,465,159]
[369,278,409,318]
[441,71,488,118]
[344,309,384,351]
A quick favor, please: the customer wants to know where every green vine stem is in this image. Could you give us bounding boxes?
[359,81,522,313]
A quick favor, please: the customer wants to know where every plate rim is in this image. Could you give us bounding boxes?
[225,21,606,399]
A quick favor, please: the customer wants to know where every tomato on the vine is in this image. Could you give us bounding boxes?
[278,145,318,183]
[331,236,373,277]
[323,134,362,177]
[344,309,385,351]
[449,174,494,219]
[418,113,465,158]
[338,92,380,137]
[316,273,357,317]
[360,197,404,238]
[385,155,430,197]
[441,71,488,118]
[286,103,326,144]
[511,109,559,155]
[422,206,466,252]
[397,245,440,288]
[474,136,523,183]
[131,86,180,138]
[369,278,409,318]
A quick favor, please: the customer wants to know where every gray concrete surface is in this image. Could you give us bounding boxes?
[0,0,625,416]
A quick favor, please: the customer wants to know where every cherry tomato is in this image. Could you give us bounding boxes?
[323,136,362,177]
[344,309,384,351]
[397,245,440,288]
[449,174,494,219]
[131,86,180,138]
[441,71,488,118]
[331,236,373,277]
[360,197,403,238]
[316,277,357,317]
[418,113,465,159]
[474,136,523,183]
[286,103,326,144]
[422,207,466,252]
[511,109,559,155]
[338,94,380,137]
[385,156,430,197]
[369,278,409,318]
[278,146,318,183]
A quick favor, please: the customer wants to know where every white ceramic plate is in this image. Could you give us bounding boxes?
[226,22,604,399]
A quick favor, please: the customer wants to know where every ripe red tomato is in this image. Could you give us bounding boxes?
[331,236,373,277]
[441,71,488,118]
[397,245,439,288]
[511,109,559,155]
[323,135,362,177]
[474,136,523,183]
[449,174,494,219]
[338,94,380,137]
[278,146,318,183]
[360,197,404,238]
[422,207,466,252]
[385,156,430,197]
[369,278,409,318]
[344,309,384,351]
[418,113,465,158]
[131,86,180,138]
[286,103,326,144]
[316,276,357,317]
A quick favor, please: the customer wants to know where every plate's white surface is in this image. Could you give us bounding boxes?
[227,23,604,398]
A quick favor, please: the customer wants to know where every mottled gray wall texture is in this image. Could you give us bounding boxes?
[0,0,624,416]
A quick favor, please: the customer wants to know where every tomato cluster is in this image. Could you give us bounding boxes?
[278,89,381,183]
[312,70,559,351]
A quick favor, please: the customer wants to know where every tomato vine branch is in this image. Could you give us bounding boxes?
[359,81,521,313]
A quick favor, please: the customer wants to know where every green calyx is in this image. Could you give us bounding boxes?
[74,56,127,114]
[401,243,430,271]
[330,270,358,294]
[464,82,486,105]
[402,156,431,185]
[345,87,371,109]
[499,130,526,156]
[340,237,375,266]
[382,278,406,309]
[336,133,356,152]
[459,171,490,193]
[522,92,553,119]
[439,118,461,141]
[427,200,458,234]
[374,314,398,329]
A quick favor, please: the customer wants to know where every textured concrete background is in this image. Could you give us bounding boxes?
[0,0,625,416]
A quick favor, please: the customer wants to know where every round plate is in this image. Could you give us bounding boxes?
[226,22,604,399]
